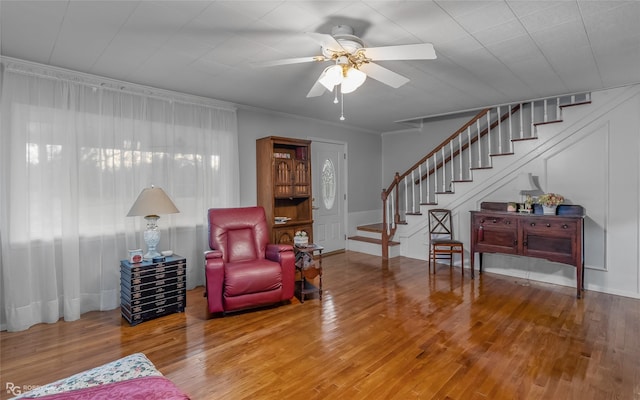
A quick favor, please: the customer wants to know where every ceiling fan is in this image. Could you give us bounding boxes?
[256,25,437,98]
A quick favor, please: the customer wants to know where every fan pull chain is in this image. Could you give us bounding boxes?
[333,86,339,104]
[340,90,345,121]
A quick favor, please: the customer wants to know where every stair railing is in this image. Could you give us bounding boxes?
[379,92,591,260]
[380,108,490,259]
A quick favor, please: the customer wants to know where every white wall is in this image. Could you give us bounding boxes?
[382,111,478,183]
[387,85,640,299]
[236,107,383,233]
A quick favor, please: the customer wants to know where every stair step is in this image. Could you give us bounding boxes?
[511,136,538,142]
[561,100,591,108]
[348,235,400,246]
[534,119,563,126]
[452,179,473,183]
[357,223,384,233]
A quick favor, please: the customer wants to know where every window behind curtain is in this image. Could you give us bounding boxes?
[0,60,239,331]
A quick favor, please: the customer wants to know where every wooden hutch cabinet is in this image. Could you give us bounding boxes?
[257,136,313,244]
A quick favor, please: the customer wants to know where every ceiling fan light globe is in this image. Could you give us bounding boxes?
[341,68,367,94]
[319,65,343,90]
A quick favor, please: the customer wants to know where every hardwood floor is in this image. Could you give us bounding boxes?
[2,251,639,399]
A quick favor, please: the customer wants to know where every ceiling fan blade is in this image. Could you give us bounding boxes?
[363,43,436,61]
[305,32,344,52]
[252,56,326,68]
[359,62,410,88]
[306,76,329,98]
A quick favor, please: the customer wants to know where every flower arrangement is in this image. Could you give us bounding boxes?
[294,230,308,246]
[537,193,565,207]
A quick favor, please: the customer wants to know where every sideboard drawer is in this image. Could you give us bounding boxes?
[521,217,578,234]
[473,214,517,228]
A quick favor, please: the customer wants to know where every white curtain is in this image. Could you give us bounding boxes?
[0,59,239,331]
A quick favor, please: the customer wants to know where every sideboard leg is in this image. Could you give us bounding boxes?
[470,251,475,279]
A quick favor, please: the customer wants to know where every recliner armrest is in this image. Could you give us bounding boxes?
[265,243,295,301]
[265,243,293,261]
[204,250,225,313]
[205,250,223,259]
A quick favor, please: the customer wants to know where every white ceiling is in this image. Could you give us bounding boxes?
[1,1,639,133]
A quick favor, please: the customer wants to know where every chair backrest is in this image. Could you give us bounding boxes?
[208,206,270,263]
[428,209,454,240]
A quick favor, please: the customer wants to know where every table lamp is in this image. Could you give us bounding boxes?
[517,172,543,212]
[127,185,179,259]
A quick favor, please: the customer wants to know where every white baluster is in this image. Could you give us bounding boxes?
[530,101,535,137]
[508,104,514,152]
[418,163,423,205]
[426,157,431,203]
[497,106,502,154]
[556,97,561,121]
[389,192,394,229]
[476,119,482,167]
[433,154,438,196]
[467,126,472,173]
[519,103,524,138]
[410,170,415,213]
[441,147,446,192]
[450,140,455,186]
[486,111,491,157]
[543,99,548,122]
[458,133,463,181]
[403,175,408,214]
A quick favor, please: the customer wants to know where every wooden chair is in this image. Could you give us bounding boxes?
[428,209,464,275]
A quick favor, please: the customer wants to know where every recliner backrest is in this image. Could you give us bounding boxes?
[208,207,270,263]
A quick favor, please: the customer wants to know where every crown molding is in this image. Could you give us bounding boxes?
[1,56,237,112]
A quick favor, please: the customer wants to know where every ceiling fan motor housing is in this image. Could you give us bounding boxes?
[323,25,365,57]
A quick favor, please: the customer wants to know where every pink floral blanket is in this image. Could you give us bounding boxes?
[23,376,189,399]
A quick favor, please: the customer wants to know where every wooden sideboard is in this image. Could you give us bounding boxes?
[470,202,585,298]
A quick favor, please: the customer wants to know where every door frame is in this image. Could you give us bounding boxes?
[308,137,348,253]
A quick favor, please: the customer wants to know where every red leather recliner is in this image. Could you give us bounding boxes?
[204,206,295,314]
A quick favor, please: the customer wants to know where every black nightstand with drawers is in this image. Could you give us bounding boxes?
[120,255,186,325]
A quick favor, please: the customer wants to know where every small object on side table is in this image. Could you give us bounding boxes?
[294,244,323,303]
[128,249,143,263]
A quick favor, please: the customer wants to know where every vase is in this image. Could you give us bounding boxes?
[542,205,557,215]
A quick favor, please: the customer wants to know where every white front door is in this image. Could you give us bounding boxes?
[311,140,346,253]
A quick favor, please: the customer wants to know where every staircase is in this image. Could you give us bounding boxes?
[348,93,592,259]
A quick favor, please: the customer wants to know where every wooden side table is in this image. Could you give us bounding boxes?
[294,244,323,303]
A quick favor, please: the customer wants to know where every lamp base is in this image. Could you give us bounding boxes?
[143,215,162,260]
[143,250,162,260]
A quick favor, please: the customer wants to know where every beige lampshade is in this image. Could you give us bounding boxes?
[517,172,543,195]
[127,186,179,217]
